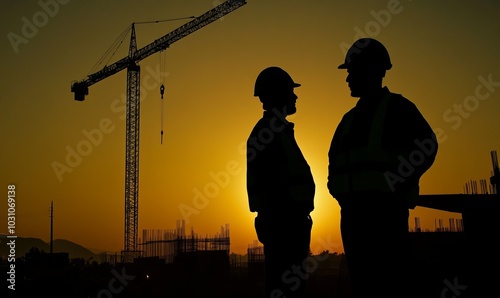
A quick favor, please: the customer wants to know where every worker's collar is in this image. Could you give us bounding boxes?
[263,109,293,127]
[357,86,390,106]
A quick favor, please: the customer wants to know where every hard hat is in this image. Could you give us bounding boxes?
[254,66,300,97]
[338,38,392,70]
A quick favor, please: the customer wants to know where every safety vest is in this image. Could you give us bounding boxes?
[247,121,315,213]
[329,93,419,207]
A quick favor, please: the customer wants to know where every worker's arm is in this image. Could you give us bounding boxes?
[385,95,438,194]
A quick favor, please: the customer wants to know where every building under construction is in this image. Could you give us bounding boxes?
[415,150,500,297]
[139,220,230,264]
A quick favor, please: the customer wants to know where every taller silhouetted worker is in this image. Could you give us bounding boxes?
[328,38,438,298]
[247,66,315,298]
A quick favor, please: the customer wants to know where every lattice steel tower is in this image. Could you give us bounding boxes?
[70,0,247,260]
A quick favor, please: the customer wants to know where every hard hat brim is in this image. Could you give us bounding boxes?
[337,62,392,70]
[253,83,301,96]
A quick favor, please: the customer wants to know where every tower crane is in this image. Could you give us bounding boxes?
[71,0,247,261]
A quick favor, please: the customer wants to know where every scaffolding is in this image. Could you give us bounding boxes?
[491,150,499,194]
[247,240,264,263]
[140,220,230,263]
[462,150,500,195]
[412,216,463,232]
[463,179,490,195]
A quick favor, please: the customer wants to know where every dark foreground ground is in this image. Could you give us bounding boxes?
[2,232,496,297]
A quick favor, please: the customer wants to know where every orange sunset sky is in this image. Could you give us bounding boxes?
[1,0,500,255]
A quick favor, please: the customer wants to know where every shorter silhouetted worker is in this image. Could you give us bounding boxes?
[328,38,438,298]
[247,66,315,298]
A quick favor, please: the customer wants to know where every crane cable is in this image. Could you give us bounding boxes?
[89,16,196,144]
[135,16,195,25]
[88,16,195,76]
[88,24,132,75]
[159,50,166,145]
[133,16,195,145]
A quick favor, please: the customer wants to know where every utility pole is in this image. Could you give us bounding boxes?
[50,200,54,255]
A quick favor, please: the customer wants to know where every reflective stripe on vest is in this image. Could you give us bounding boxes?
[329,93,400,196]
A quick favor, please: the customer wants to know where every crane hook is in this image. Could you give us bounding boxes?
[160,84,165,144]
[160,84,165,99]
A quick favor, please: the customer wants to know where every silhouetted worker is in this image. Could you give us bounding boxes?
[328,38,438,298]
[247,66,315,298]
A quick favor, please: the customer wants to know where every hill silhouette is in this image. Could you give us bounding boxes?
[0,235,96,260]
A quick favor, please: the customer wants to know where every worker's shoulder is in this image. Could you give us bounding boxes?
[339,107,356,122]
[388,91,412,103]
[253,116,273,129]
[248,116,279,137]
[388,91,418,110]
[248,118,265,135]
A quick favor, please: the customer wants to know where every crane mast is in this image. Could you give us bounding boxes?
[124,24,140,260]
[71,0,247,261]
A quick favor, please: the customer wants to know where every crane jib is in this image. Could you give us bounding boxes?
[71,0,246,102]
